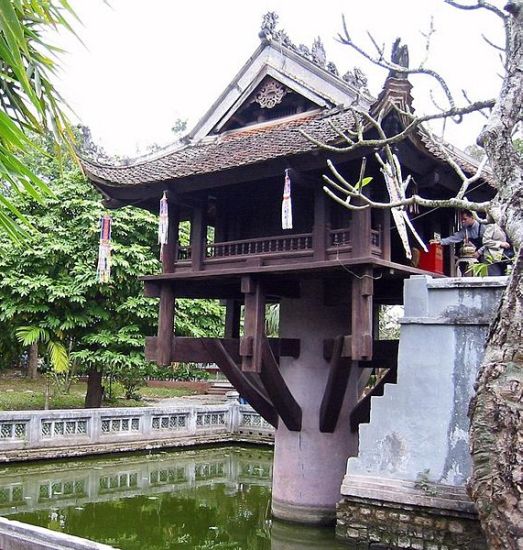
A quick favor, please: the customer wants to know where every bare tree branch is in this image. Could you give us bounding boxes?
[444,0,507,20]
[481,32,505,51]
[338,14,458,112]
[300,99,495,154]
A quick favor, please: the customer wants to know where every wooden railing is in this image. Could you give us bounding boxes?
[329,228,351,247]
[175,226,383,263]
[371,229,381,250]
[206,234,313,258]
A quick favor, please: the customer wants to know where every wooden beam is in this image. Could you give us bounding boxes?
[202,339,278,427]
[319,336,354,433]
[323,338,398,362]
[260,337,302,432]
[144,280,161,298]
[157,283,175,366]
[351,267,374,360]
[145,336,300,364]
[241,276,266,373]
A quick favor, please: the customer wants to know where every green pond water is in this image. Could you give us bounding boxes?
[1,445,352,549]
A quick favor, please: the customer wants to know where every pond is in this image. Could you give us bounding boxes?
[1,445,352,549]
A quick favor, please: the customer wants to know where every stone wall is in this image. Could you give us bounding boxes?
[337,496,486,550]
[338,276,506,549]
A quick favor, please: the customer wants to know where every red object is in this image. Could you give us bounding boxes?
[418,242,444,274]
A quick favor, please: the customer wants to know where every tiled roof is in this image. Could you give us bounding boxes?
[81,110,355,186]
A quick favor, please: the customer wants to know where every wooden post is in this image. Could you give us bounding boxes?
[240,276,265,373]
[313,186,328,261]
[161,197,179,273]
[351,266,374,360]
[381,209,391,261]
[190,204,206,272]
[350,201,372,258]
[224,300,241,338]
[157,283,175,366]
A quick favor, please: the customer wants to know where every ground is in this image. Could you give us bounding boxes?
[0,370,218,411]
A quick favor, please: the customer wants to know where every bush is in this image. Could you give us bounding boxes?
[171,363,210,382]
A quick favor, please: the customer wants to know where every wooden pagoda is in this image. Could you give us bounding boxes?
[82,15,494,524]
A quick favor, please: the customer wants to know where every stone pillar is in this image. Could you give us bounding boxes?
[337,275,506,549]
[271,279,359,525]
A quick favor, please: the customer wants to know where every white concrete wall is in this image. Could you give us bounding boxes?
[0,401,274,462]
[341,275,506,510]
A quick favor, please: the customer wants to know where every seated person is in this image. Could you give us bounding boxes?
[477,224,511,276]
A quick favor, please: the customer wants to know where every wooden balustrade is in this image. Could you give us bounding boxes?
[175,226,383,265]
[371,229,381,250]
[207,233,313,258]
[329,228,351,248]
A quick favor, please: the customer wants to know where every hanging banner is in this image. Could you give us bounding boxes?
[158,191,169,261]
[281,169,293,230]
[96,214,112,283]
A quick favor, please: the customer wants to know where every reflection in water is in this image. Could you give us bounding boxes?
[271,521,357,549]
[1,446,352,549]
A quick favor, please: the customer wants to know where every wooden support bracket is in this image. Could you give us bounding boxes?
[260,337,302,432]
[319,336,354,433]
[202,339,278,427]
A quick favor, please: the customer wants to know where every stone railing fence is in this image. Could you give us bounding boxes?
[0,396,274,462]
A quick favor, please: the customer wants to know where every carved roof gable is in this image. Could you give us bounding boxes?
[188,30,372,142]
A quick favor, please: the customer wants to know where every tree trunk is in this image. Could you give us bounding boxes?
[468,4,523,548]
[468,249,523,550]
[84,369,104,408]
[27,342,39,380]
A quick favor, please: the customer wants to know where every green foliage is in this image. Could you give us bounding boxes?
[0,136,222,395]
[265,304,279,337]
[171,363,210,382]
[15,325,68,372]
[353,175,373,192]
[467,261,490,277]
[0,0,78,241]
[378,305,402,340]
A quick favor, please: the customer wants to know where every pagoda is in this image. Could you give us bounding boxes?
[82,13,493,524]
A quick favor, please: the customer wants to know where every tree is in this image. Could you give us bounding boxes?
[0,1,77,241]
[0,136,223,406]
[311,2,521,547]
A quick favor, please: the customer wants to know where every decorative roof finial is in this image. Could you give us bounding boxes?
[390,38,409,78]
[259,12,279,40]
[258,13,342,78]
[312,37,326,67]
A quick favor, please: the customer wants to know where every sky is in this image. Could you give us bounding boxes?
[54,0,506,157]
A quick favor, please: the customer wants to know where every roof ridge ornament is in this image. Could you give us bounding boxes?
[389,38,410,78]
[259,12,342,78]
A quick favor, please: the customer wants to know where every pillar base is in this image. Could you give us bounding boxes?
[272,498,335,526]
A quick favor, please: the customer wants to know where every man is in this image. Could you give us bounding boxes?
[431,209,484,249]
[432,210,511,275]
